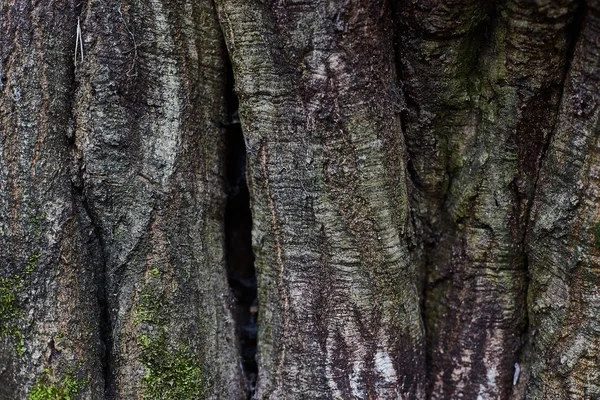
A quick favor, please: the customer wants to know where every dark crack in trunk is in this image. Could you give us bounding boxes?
[224,69,259,399]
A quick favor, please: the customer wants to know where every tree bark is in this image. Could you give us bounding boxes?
[215,0,424,398]
[1,0,599,399]
[72,0,243,398]
[524,3,600,398]
[393,0,583,398]
[1,1,104,397]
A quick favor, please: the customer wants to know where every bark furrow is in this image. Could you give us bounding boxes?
[525,3,600,398]
[72,0,243,397]
[1,0,599,399]
[0,1,104,397]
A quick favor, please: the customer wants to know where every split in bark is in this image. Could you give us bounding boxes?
[224,70,259,398]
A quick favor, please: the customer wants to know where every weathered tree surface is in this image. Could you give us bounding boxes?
[2,0,244,398]
[1,0,599,399]
[0,1,105,398]
[72,0,243,398]
[393,0,583,398]
[524,3,600,398]
[215,0,424,398]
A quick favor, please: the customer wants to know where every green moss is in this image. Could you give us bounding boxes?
[29,369,85,400]
[0,253,40,356]
[134,269,167,327]
[138,333,204,400]
[134,267,205,399]
[25,253,41,277]
[28,208,47,236]
[149,267,160,279]
[594,222,600,249]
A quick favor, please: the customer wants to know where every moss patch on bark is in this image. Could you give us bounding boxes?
[134,267,205,399]
[0,253,40,356]
[29,368,85,400]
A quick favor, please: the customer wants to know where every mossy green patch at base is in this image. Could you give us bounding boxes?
[29,369,85,400]
[0,253,40,356]
[139,333,204,400]
[135,267,205,399]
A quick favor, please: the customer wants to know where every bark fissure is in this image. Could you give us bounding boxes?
[525,1,588,220]
[67,5,116,395]
[224,69,258,399]
[393,1,585,397]
[73,184,115,398]
[2,1,600,398]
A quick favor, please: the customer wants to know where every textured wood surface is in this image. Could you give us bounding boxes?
[1,0,598,399]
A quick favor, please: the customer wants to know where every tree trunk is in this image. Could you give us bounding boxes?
[1,0,598,399]
[215,1,425,397]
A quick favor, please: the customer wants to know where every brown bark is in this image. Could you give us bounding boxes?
[393,0,583,398]
[1,0,599,399]
[0,1,104,397]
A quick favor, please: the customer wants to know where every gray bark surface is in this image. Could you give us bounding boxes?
[1,0,599,399]
[0,1,105,398]
[72,0,243,398]
[524,3,600,398]
[215,0,424,398]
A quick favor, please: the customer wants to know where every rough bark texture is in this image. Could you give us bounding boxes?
[215,1,425,398]
[0,1,105,398]
[1,0,599,399]
[524,3,600,398]
[2,0,244,398]
[72,0,243,398]
[393,0,583,398]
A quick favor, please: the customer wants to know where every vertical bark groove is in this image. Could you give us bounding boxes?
[525,2,600,398]
[2,0,599,398]
[224,66,259,399]
[215,1,425,397]
[513,5,587,397]
[1,1,105,397]
[69,6,116,394]
[72,0,244,397]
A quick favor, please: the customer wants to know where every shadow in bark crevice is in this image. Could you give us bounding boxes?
[223,74,258,399]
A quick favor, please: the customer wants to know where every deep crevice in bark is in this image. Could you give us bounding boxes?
[69,122,115,398]
[388,0,430,372]
[75,184,115,399]
[68,5,115,390]
[69,133,116,398]
[223,67,258,399]
[527,0,587,205]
